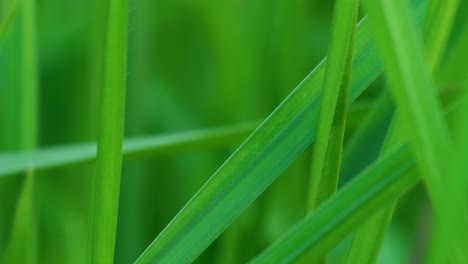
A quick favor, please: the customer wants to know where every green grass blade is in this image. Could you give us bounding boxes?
[250,145,417,264]
[362,0,464,262]
[0,122,257,177]
[424,0,461,71]
[307,0,359,210]
[87,0,129,262]
[133,2,427,263]
[19,0,39,150]
[250,94,461,263]
[0,0,20,41]
[1,171,37,264]
[344,0,461,261]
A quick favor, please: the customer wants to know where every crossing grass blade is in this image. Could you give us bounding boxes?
[362,0,466,262]
[87,0,129,262]
[0,122,258,177]
[250,145,417,264]
[250,94,462,264]
[133,1,427,263]
[344,0,461,261]
[307,0,359,210]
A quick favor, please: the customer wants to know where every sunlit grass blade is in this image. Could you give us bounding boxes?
[133,1,427,263]
[362,0,464,262]
[307,0,359,210]
[87,0,129,262]
[1,170,37,264]
[0,122,257,177]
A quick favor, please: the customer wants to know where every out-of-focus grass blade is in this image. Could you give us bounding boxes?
[133,1,427,263]
[362,0,464,262]
[0,0,20,40]
[307,0,359,209]
[87,0,129,262]
[250,145,416,264]
[1,171,37,264]
[0,122,257,177]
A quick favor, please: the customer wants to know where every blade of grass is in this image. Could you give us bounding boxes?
[362,0,465,262]
[133,1,427,263]
[87,0,129,262]
[250,145,417,264]
[343,0,461,261]
[250,94,462,263]
[304,1,359,262]
[307,0,359,210]
[0,122,257,177]
[2,0,40,262]
[1,170,37,264]
[0,0,20,41]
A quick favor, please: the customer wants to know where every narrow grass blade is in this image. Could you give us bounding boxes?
[1,170,37,264]
[87,0,129,262]
[307,0,359,210]
[363,0,464,262]
[0,122,257,177]
[133,1,427,263]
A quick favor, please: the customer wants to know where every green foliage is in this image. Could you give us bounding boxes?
[0,0,467,263]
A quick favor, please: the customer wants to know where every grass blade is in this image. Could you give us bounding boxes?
[362,0,465,262]
[0,0,20,41]
[250,145,417,264]
[1,170,37,264]
[344,0,461,261]
[307,0,359,210]
[250,94,462,263]
[87,0,129,262]
[0,122,257,177]
[133,1,427,263]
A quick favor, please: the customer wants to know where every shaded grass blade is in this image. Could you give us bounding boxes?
[134,1,427,263]
[87,0,129,262]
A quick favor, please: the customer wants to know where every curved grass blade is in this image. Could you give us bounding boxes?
[87,0,129,262]
[307,0,359,210]
[0,122,257,177]
[1,170,37,264]
[134,1,427,263]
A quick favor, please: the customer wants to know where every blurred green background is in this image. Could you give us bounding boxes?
[0,0,466,263]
